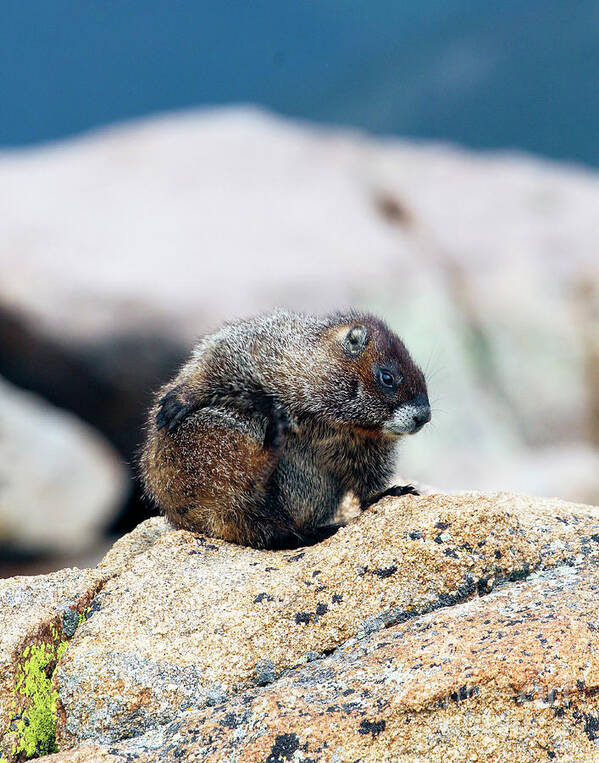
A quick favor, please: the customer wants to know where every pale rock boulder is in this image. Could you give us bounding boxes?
[53,491,599,749]
[0,376,128,554]
[0,108,596,347]
[97,516,170,578]
[1,108,598,501]
[48,562,599,763]
[46,745,119,762]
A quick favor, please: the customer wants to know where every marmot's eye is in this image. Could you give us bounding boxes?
[375,366,401,395]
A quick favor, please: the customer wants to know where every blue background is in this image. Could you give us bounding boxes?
[2,0,599,165]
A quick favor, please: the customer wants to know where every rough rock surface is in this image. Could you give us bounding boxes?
[0,567,107,761]
[1,109,598,505]
[47,563,599,763]
[52,491,599,753]
[97,517,170,578]
[0,375,127,554]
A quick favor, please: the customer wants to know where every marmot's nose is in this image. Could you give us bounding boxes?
[409,394,431,432]
[412,406,431,432]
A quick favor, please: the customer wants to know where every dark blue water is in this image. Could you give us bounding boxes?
[2,0,599,166]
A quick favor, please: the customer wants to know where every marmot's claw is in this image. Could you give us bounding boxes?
[386,484,420,497]
[361,483,419,510]
[156,390,194,433]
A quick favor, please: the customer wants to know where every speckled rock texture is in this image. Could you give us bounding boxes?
[0,567,106,761]
[46,746,119,763]
[47,561,599,763]
[97,516,170,578]
[51,491,599,758]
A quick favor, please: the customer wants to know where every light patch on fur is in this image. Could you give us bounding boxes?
[331,324,353,343]
[382,404,427,436]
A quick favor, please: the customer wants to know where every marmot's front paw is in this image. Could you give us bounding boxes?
[361,484,419,510]
[156,388,196,433]
[245,391,291,450]
[263,400,291,451]
[385,484,420,498]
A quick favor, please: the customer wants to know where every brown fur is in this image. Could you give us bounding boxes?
[141,310,430,549]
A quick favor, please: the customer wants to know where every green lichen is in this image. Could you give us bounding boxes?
[78,607,90,626]
[3,622,68,761]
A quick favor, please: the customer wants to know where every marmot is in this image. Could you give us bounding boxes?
[140,310,430,549]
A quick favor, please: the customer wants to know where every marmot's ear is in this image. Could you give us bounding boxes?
[344,324,369,357]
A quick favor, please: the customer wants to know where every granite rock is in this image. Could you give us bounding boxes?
[53,491,599,748]
[97,516,170,578]
[0,567,107,761]
[49,562,599,762]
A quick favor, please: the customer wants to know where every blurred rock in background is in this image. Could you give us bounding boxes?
[0,108,598,572]
[0,376,128,575]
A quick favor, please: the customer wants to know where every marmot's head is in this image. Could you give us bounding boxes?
[310,312,430,437]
